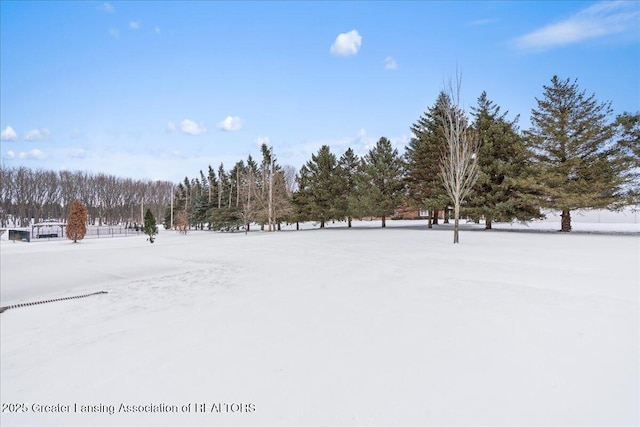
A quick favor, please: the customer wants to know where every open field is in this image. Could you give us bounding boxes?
[1,221,638,426]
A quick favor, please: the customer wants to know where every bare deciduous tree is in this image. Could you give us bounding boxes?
[174,211,189,234]
[440,75,480,244]
[0,165,173,228]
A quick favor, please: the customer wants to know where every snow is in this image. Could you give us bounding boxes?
[1,220,638,426]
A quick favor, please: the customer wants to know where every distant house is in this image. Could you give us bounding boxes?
[394,204,430,220]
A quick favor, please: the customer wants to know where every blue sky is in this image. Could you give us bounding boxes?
[1,1,638,182]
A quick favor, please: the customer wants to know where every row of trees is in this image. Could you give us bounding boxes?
[0,167,174,227]
[170,76,637,239]
[165,144,297,232]
[2,76,637,241]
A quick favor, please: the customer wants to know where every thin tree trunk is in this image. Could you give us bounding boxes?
[268,160,274,232]
[348,216,352,228]
[433,209,439,225]
[296,221,299,231]
[217,175,221,209]
[454,218,459,243]
[444,207,450,224]
[486,216,492,230]
[427,210,433,229]
[382,215,386,228]
[236,174,240,208]
[453,204,460,243]
[561,209,571,232]
[320,220,325,228]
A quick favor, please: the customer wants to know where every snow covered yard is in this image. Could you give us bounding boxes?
[1,222,638,426]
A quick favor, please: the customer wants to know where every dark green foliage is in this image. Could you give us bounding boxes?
[467,91,542,228]
[143,208,157,242]
[209,207,242,232]
[358,137,405,227]
[614,112,640,204]
[336,148,362,227]
[524,76,624,232]
[404,92,452,227]
[291,175,314,226]
[295,145,340,228]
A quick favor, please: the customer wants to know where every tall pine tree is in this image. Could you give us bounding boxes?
[296,145,339,228]
[525,76,623,232]
[336,148,362,227]
[468,91,541,228]
[614,112,640,205]
[405,92,452,227]
[359,137,405,228]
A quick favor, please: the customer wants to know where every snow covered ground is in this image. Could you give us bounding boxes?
[1,220,638,426]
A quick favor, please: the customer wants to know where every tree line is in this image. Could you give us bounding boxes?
[171,76,638,235]
[166,144,297,233]
[2,76,637,237]
[0,167,173,228]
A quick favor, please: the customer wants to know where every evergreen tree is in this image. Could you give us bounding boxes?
[468,91,542,228]
[405,92,452,227]
[143,208,157,243]
[217,163,228,209]
[193,176,209,230]
[210,162,244,231]
[207,165,219,206]
[297,145,339,228]
[291,165,313,229]
[359,137,405,228]
[336,148,362,227]
[67,199,87,243]
[524,76,623,232]
[614,112,640,204]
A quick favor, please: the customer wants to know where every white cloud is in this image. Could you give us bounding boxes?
[109,28,120,39]
[354,128,377,152]
[1,126,17,141]
[180,119,207,135]
[514,1,639,51]
[384,56,398,70]
[24,128,50,141]
[217,116,245,132]
[18,149,46,160]
[129,21,140,30]
[255,137,270,147]
[6,150,15,159]
[330,30,362,56]
[166,121,176,133]
[281,128,412,168]
[98,2,115,13]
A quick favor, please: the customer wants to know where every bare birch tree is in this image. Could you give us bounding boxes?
[440,75,480,244]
